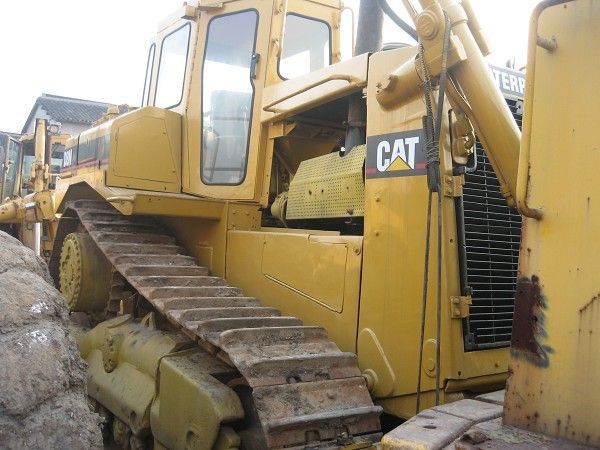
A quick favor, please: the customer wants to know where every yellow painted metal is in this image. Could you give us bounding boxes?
[52,0,349,206]
[286,145,366,220]
[375,33,467,108]
[265,0,342,86]
[225,229,363,353]
[160,202,260,278]
[377,0,520,206]
[152,18,198,118]
[262,234,348,312]
[58,232,111,313]
[55,178,225,221]
[504,1,600,446]
[261,54,368,123]
[79,315,244,449]
[33,119,48,192]
[183,0,273,202]
[80,315,173,435]
[151,351,244,449]
[459,0,491,56]
[0,190,54,224]
[42,0,528,437]
[162,213,228,277]
[107,192,224,219]
[438,0,520,206]
[106,107,182,193]
[358,46,508,419]
[0,198,22,222]
[157,2,199,32]
[211,427,241,450]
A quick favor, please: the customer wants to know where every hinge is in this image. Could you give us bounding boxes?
[450,295,471,319]
[443,174,464,197]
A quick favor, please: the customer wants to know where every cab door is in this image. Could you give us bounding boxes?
[183,0,273,200]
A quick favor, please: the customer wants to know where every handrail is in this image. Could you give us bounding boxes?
[516,0,573,220]
[263,74,361,113]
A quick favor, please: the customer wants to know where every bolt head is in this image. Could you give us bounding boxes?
[416,11,440,40]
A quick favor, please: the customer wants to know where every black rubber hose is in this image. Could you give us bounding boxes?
[375,0,418,41]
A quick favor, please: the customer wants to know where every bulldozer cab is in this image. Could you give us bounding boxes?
[139,0,341,200]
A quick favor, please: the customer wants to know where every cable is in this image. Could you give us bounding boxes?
[415,189,433,414]
[415,38,433,416]
[434,12,452,407]
[375,0,418,41]
[415,12,452,413]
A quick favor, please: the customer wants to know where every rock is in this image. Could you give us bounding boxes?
[0,231,51,283]
[0,270,67,332]
[0,231,102,449]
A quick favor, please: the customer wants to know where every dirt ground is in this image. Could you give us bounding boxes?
[0,231,103,449]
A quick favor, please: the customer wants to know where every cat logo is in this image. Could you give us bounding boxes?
[365,129,426,179]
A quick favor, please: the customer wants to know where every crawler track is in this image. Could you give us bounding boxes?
[49,200,381,449]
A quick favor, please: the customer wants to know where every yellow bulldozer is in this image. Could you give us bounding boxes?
[0,119,69,253]
[1,0,597,448]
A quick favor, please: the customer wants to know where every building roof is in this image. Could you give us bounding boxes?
[0,130,21,139]
[22,93,113,133]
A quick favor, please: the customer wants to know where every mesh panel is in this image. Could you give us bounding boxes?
[463,98,523,349]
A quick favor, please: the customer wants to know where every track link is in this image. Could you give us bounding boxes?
[50,200,382,449]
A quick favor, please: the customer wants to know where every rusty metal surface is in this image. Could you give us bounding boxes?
[511,275,553,368]
[49,199,382,449]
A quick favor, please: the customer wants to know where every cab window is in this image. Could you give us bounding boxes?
[21,155,34,193]
[141,44,155,106]
[155,23,191,108]
[3,139,22,197]
[279,13,331,79]
[50,142,65,174]
[77,138,95,163]
[201,10,258,185]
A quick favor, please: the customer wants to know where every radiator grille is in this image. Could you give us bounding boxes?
[462,98,523,350]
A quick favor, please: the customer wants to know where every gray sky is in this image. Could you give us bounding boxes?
[0,0,539,133]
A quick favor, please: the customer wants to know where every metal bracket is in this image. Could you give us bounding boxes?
[450,295,472,318]
[443,175,464,197]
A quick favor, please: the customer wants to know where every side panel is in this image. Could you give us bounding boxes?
[505,1,600,446]
[358,48,508,418]
[106,107,182,193]
[225,230,362,353]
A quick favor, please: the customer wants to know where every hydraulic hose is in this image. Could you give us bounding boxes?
[375,0,418,41]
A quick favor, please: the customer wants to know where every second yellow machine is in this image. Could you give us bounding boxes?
[47,0,526,448]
